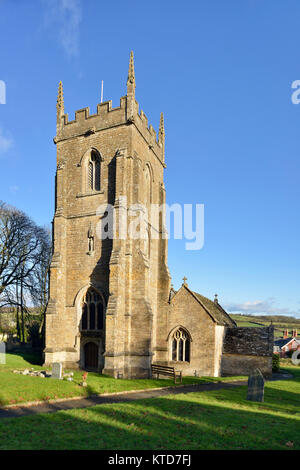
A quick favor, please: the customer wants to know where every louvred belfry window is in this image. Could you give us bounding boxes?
[88,161,93,189]
[87,151,101,191]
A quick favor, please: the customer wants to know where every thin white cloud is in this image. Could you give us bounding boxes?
[224,298,300,318]
[9,185,19,194]
[43,0,82,57]
[0,128,13,155]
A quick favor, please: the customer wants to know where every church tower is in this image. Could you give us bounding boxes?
[44,52,171,378]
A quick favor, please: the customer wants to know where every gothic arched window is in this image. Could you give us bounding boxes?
[81,288,104,331]
[87,151,101,191]
[171,328,191,362]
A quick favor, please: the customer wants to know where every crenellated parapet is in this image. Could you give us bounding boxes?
[55,96,127,143]
[134,108,165,164]
[55,51,165,165]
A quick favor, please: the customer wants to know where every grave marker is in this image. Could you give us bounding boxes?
[51,362,63,379]
[247,368,264,402]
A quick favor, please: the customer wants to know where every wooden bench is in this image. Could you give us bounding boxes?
[151,364,182,384]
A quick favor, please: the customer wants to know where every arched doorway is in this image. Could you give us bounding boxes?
[84,342,98,370]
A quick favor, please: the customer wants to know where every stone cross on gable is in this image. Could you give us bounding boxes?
[182,276,188,286]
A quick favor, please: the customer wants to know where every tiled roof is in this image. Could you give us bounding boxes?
[192,291,236,327]
[274,337,300,348]
[170,285,236,326]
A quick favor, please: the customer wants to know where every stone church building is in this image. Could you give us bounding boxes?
[44,53,273,378]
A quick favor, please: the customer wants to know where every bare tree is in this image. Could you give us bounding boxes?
[0,201,51,344]
[28,226,52,343]
[0,202,45,299]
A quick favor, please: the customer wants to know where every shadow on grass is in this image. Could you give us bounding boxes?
[72,373,222,397]
[5,350,43,367]
[0,381,299,450]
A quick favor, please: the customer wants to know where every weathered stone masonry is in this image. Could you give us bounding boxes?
[221,326,274,377]
[44,52,273,378]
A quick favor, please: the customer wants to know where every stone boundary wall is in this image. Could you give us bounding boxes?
[223,326,273,356]
[221,354,272,377]
[221,326,274,377]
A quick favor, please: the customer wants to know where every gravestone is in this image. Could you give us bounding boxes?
[0,342,5,365]
[247,368,264,402]
[51,362,63,380]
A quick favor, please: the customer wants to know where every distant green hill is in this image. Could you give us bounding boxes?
[229,313,300,338]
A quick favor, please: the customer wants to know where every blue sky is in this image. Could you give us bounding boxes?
[0,0,299,317]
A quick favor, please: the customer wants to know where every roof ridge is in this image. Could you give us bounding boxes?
[169,287,236,327]
[192,290,236,327]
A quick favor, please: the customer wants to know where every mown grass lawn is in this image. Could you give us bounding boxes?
[0,351,245,406]
[0,365,299,450]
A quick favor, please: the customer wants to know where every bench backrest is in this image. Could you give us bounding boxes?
[151,364,175,374]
